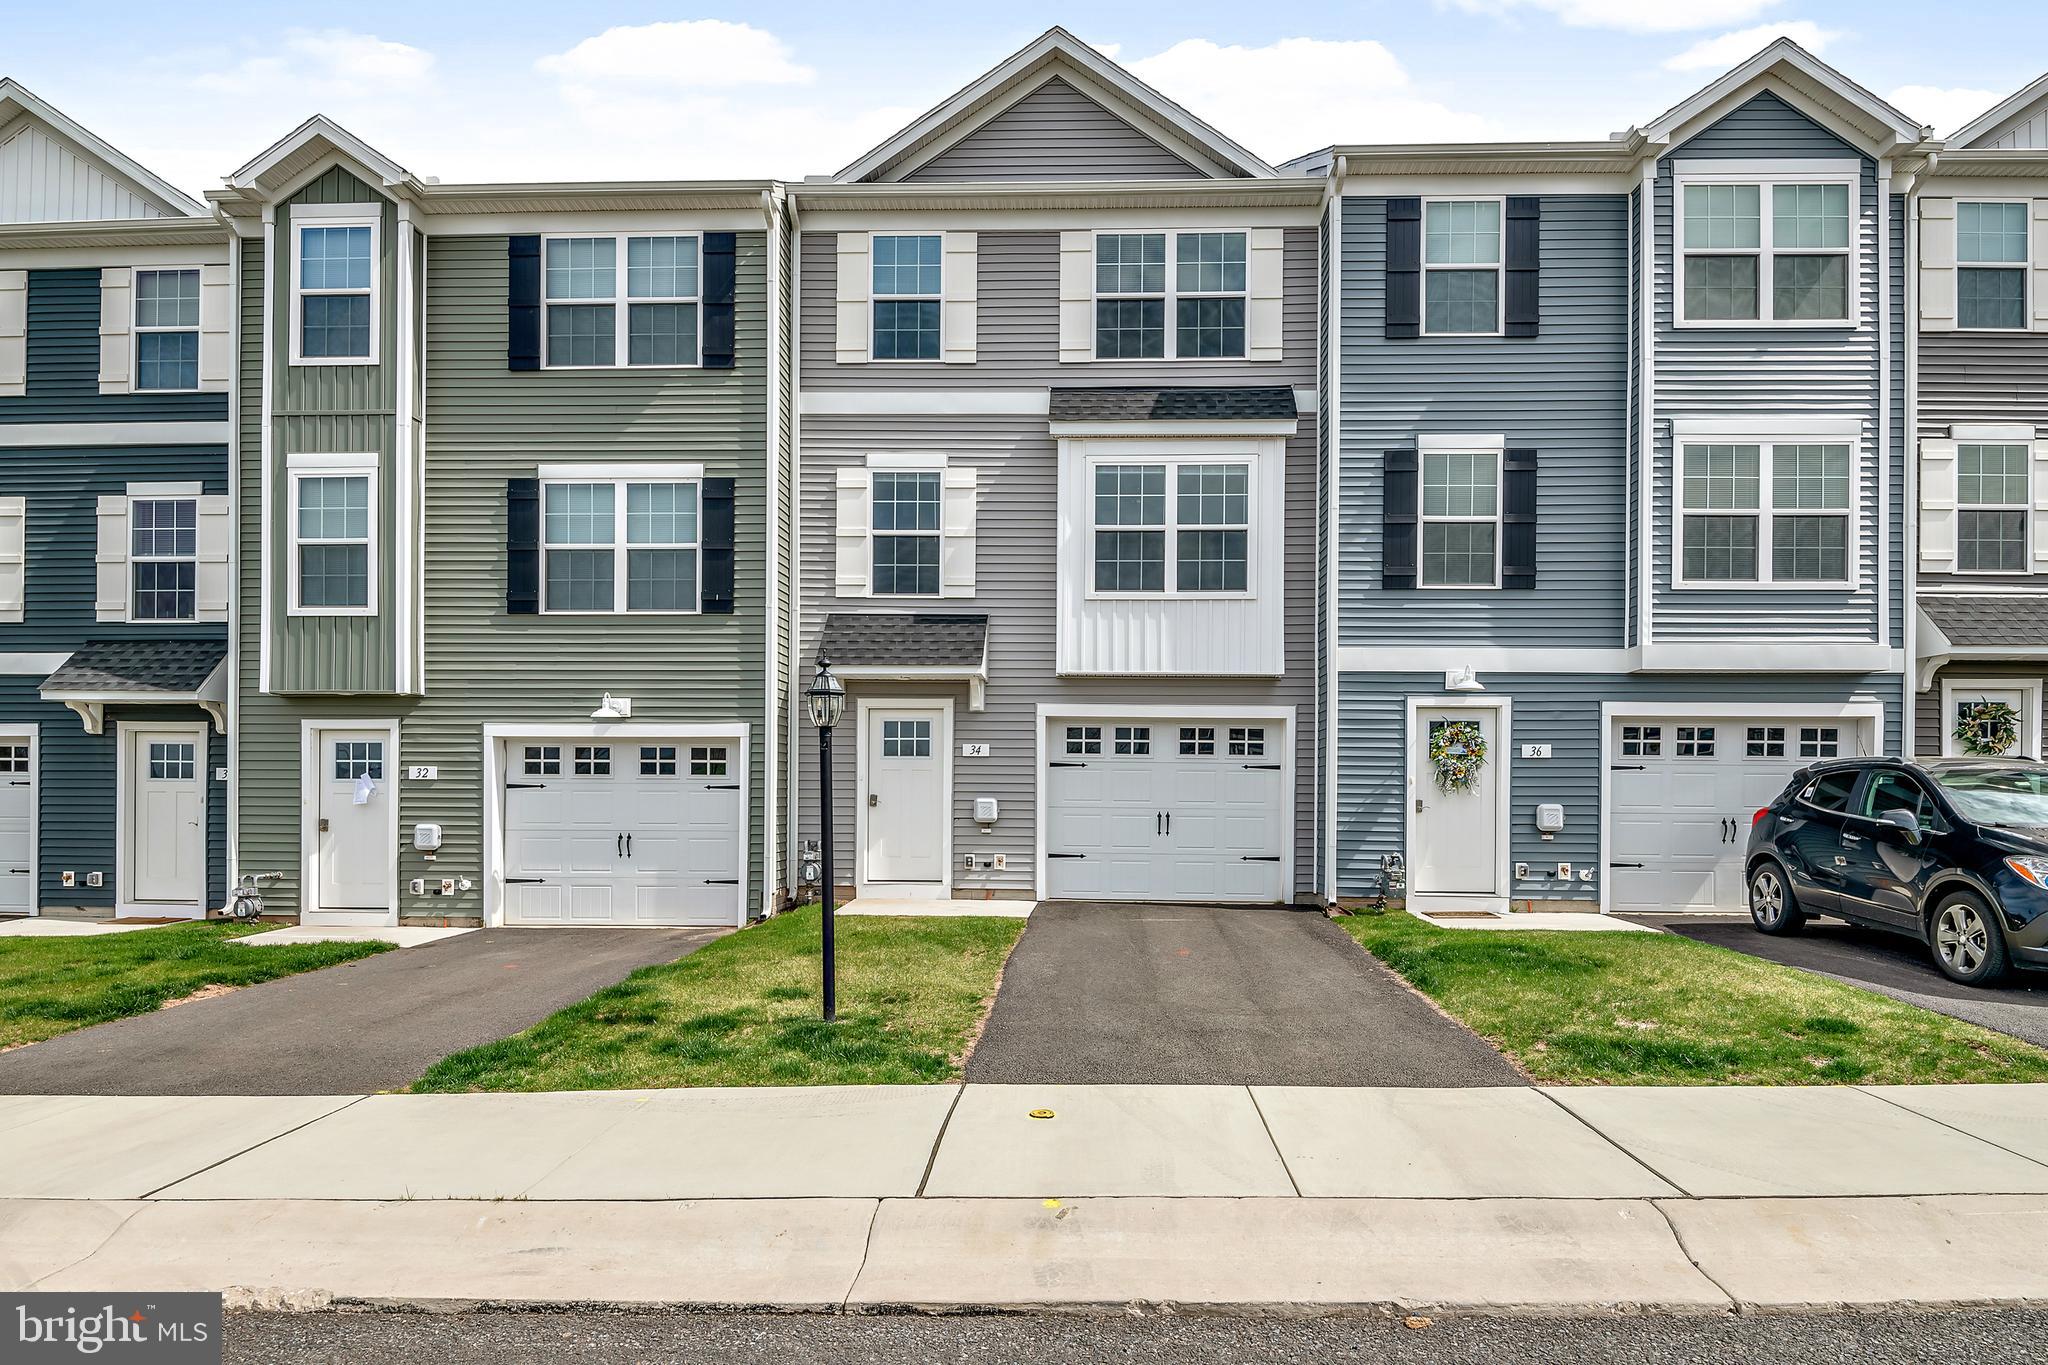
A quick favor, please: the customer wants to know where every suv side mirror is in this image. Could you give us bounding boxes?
[1876,808,1924,846]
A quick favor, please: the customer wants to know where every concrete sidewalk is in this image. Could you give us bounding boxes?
[5,1083,2048,1313]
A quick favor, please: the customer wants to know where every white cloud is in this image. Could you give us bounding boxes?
[1127,37,1497,159]
[1442,0,1783,33]
[1662,20,1839,72]
[535,20,812,89]
[193,29,433,99]
[1889,84,2002,136]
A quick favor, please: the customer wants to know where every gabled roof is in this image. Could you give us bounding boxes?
[830,27,1275,184]
[1950,71,2048,149]
[0,79,207,219]
[227,114,423,201]
[1639,38,1929,153]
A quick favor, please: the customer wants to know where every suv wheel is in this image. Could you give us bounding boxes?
[1930,892,2010,986]
[1748,862,1805,935]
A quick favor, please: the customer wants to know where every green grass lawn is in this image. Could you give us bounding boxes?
[414,905,1025,1092]
[0,922,391,1050]
[1340,909,2048,1086]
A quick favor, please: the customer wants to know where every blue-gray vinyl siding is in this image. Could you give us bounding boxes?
[1337,195,1630,647]
[1334,670,1902,901]
[1650,93,1889,642]
[0,269,226,423]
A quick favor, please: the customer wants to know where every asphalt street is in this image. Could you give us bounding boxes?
[225,1308,2048,1364]
[966,901,1522,1085]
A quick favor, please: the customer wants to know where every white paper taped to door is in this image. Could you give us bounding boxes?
[353,774,376,805]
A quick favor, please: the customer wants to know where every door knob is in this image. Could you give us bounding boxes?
[318,817,330,832]
[1414,798,1424,814]
[868,793,879,807]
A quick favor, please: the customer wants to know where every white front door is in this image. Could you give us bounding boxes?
[1944,685,2033,757]
[0,737,31,914]
[864,707,946,886]
[125,726,204,912]
[316,729,392,915]
[502,738,744,926]
[1410,707,1502,901]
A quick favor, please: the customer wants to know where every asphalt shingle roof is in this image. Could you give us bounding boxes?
[820,613,988,669]
[1921,595,2048,648]
[41,638,228,696]
[1048,386,1298,423]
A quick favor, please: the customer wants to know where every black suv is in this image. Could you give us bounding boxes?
[1746,757,2048,985]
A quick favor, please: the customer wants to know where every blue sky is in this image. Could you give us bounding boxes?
[9,2,2046,194]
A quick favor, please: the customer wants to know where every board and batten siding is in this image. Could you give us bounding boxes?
[1334,671,1902,901]
[899,78,1201,183]
[1337,194,1630,647]
[1650,93,1889,643]
[1916,329,2048,593]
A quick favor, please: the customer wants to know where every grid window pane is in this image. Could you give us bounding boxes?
[1179,726,1215,756]
[1959,443,2029,505]
[627,549,696,611]
[873,471,941,532]
[626,236,697,298]
[132,560,195,621]
[1094,531,1165,592]
[626,482,695,545]
[300,294,370,358]
[544,548,613,611]
[573,745,611,776]
[1095,233,1165,294]
[1174,296,1245,357]
[1175,529,1247,591]
[1113,726,1151,756]
[1682,445,1761,510]
[1682,515,1759,581]
[1422,452,1498,517]
[1958,202,2028,264]
[1684,255,1759,320]
[627,303,696,365]
[132,498,197,557]
[544,483,615,545]
[640,746,677,776]
[1958,510,2027,572]
[333,740,383,780]
[1175,232,1247,292]
[1228,726,1266,757]
[135,269,201,328]
[136,331,198,391]
[546,303,615,366]
[1425,200,1501,264]
[871,234,942,296]
[1424,269,1498,333]
[1422,522,1497,586]
[298,544,368,607]
[1771,184,1849,249]
[1095,298,1164,358]
[1095,465,1166,527]
[690,746,729,777]
[1176,464,1248,526]
[1064,725,1100,756]
[1683,184,1760,249]
[872,471,940,596]
[882,719,933,758]
[1799,726,1839,758]
[1747,726,1786,758]
[1772,445,1850,510]
[1959,268,2026,330]
[297,476,368,540]
[300,226,372,290]
[872,300,941,360]
[1773,254,1847,320]
[146,742,195,781]
[524,746,560,776]
[873,533,939,595]
[545,237,616,299]
[1771,514,1848,581]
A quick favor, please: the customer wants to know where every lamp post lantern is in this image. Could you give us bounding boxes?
[805,656,847,1022]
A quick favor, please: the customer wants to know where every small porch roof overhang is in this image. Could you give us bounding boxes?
[39,639,228,735]
[1046,385,1300,438]
[821,613,990,712]
[1915,596,2048,689]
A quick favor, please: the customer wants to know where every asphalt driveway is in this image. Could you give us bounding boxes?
[0,926,723,1095]
[966,902,1521,1086]
[1635,915,2048,1050]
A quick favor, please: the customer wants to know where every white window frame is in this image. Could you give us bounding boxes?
[868,231,943,364]
[286,454,378,617]
[1955,199,2031,333]
[1084,453,1255,601]
[1672,435,1859,590]
[1090,229,1250,361]
[541,232,702,371]
[1955,437,2032,574]
[289,208,380,367]
[1673,164,1859,329]
[126,489,198,624]
[868,462,944,598]
[537,461,704,616]
[1417,438,1503,589]
[1420,197,1505,338]
[131,268,201,392]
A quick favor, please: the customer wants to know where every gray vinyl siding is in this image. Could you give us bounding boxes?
[1915,660,2048,757]
[900,78,1201,182]
[267,164,402,695]
[1337,194,1629,646]
[1334,670,1902,901]
[1650,94,1885,642]
[796,413,1319,899]
[1887,194,1906,647]
[799,228,1317,386]
[1916,329,2048,592]
[0,269,226,424]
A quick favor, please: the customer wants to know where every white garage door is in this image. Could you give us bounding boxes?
[0,738,30,914]
[1608,719,1854,914]
[502,738,743,926]
[1045,718,1287,904]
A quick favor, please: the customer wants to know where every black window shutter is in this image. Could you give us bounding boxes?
[1384,198,1421,340]
[507,236,541,371]
[1504,197,1541,338]
[702,232,737,369]
[1382,450,1418,589]
[701,477,736,613]
[1502,449,1538,589]
[506,478,540,614]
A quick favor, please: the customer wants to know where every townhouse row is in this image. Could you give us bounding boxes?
[1,31,2044,928]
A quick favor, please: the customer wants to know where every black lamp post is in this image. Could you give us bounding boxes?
[805,655,847,1022]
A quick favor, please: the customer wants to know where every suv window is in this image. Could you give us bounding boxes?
[1859,769,1947,831]
[1799,770,1858,812]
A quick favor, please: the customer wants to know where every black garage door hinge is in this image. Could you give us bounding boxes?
[1243,763,1282,770]
[1047,852,1085,859]
[1608,764,1647,772]
[506,782,546,790]
[1606,862,1645,870]
[707,783,742,790]
[704,878,740,885]
[1241,855,1282,862]
[505,877,546,885]
[1048,761,1088,768]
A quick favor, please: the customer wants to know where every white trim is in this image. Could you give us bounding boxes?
[1953,423,2038,442]
[115,719,208,920]
[802,388,1317,418]
[230,116,415,195]
[258,205,275,695]
[1639,642,1902,672]
[1637,160,1656,650]
[1338,174,1633,197]
[538,230,703,371]
[1670,157,1863,177]
[286,460,378,616]
[1671,415,1861,437]
[1638,43,1925,150]
[536,472,703,616]
[1672,166,1860,329]
[863,452,947,471]
[0,421,231,448]
[0,723,39,916]
[1082,448,1258,602]
[854,698,953,900]
[762,186,786,919]
[1950,72,2048,149]
[1950,197,2032,333]
[1049,419,1298,439]
[0,653,71,674]
[1089,227,1252,362]
[1031,701,1297,902]
[1419,196,1506,337]
[126,481,203,497]
[480,720,753,929]
[1596,699,1886,914]
[287,207,380,367]
[393,209,415,695]
[1403,696,1513,914]
[1940,676,2044,758]
[128,266,203,394]
[1670,435,1860,591]
[1322,175,1342,905]
[800,207,1323,233]
[0,79,209,217]
[299,719,400,926]
[122,490,200,624]
[420,210,767,237]
[864,230,944,363]
[534,461,705,483]
[1416,444,1503,590]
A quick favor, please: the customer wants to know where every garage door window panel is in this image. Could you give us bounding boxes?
[1746,726,1786,757]
[1799,726,1841,758]
[523,745,561,775]
[640,746,677,776]
[1113,726,1149,755]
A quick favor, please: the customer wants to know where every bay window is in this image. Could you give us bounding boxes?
[1090,459,1249,595]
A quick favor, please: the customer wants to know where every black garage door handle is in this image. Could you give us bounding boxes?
[705,878,739,885]
[1242,855,1281,862]
[1606,862,1645,870]
[505,877,545,885]
[1047,852,1085,859]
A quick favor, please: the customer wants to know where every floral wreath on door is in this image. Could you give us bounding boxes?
[1428,719,1489,792]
